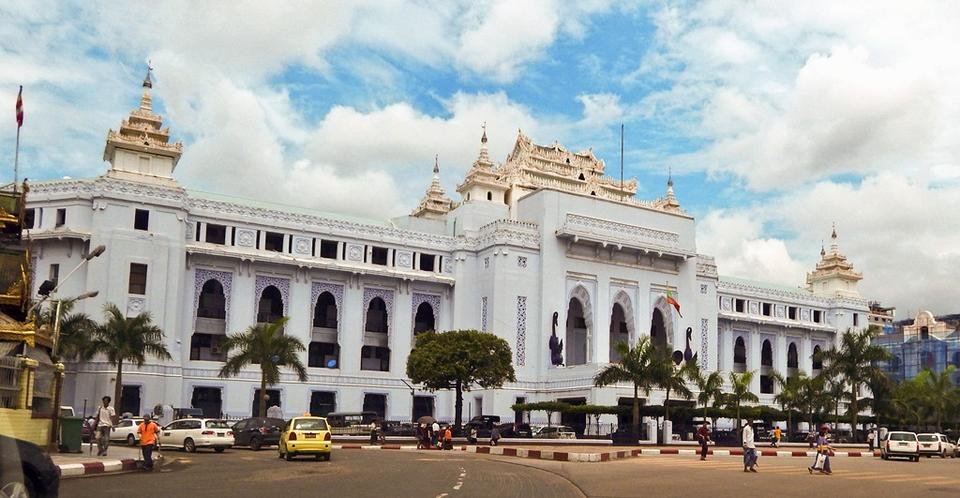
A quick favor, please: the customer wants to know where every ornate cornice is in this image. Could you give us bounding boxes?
[717,278,868,309]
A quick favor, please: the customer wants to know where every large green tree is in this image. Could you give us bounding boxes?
[917,366,958,432]
[772,371,807,438]
[85,303,172,411]
[816,327,891,441]
[649,347,693,430]
[689,367,724,427]
[35,298,96,362]
[726,371,759,437]
[594,337,657,435]
[406,330,515,430]
[218,316,308,418]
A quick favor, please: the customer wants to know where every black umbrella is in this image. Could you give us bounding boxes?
[417,415,436,425]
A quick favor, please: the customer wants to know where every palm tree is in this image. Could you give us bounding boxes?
[726,371,759,437]
[772,371,807,439]
[816,327,891,441]
[218,317,308,418]
[35,299,96,362]
[594,337,657,435]
[647,347,693,443]
[918,366,958,432]
[85,303,172,410]
[826,378,849,428]
[892,377,923,430]
[864,372,894,430]
[689,367,724,427]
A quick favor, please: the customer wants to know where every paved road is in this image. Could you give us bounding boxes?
[61,448,960,498]
[496,452,960,498]
[60,448,583,498]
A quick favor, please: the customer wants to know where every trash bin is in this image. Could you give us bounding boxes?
[60,417,83,453]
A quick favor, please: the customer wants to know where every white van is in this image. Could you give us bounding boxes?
[881,431,919,461]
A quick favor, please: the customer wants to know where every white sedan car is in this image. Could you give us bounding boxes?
[159,418,234,453]
[917,433,956,458]
[110,418,144,446]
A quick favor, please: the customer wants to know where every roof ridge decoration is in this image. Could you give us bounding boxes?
[806,224,862,297]
[457,130,689,216]
[412,155,453,219]
[103,62,184,178]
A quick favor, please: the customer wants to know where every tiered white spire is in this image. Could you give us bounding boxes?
[411,155,453,219]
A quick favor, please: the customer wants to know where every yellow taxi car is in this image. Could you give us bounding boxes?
[279,416,332,461]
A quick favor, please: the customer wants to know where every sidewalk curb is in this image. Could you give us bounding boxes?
[330,444,879,463]
[57,455,175,479]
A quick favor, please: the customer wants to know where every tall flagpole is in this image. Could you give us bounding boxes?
[619,123,624,200]
[14,85,22,193]
[13,120,19,193]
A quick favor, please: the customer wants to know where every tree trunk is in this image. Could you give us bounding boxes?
[258,371,267,418]
[787,411,792,441]
[113,360,123,420]
[632,383,640,435]
[454,380,463,430]
[851,386,859,442]
[737,400,743,442]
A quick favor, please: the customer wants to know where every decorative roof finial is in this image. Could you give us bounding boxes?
[481,121,487,144]
[477,124,491,165]
[667,165,673,187]
[831,222,837,240]
[820,240,826,257]
[143,59,154,89]
[433,154,439,175]
[139,60,154,112]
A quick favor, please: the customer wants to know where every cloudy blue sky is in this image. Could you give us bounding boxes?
[2,1,958,316]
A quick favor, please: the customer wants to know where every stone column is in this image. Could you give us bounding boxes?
[339,282,363,374]
[595,279,610,364]
[393,287,413,377]
[749,329,761,393]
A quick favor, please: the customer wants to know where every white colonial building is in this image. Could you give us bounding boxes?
[23,73,870,426]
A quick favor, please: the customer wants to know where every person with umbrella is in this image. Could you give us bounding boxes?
[416,416,435,449]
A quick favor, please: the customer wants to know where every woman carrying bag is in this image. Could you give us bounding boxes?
[808,425,834,475]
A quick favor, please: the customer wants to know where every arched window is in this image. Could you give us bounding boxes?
[787,343,798,369]
[197,279,226,319]
[609,303,629,362]
[734,337,746,370]
[921,351,936,370]
[487,191,493,201]
[761,340,773,367]
[257,286,283,324]
[310,291,339,369]
[414,302,435,335]
[313,292,337,329]
[566,298,589,365]
[650,308,668,350]
[921,326,930,340]
[812,345,823,370]
[365,297,388,333]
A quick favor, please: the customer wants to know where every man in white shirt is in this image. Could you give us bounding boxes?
[431,421,440,447]
[742,421,757,473]
[96,396,116,456]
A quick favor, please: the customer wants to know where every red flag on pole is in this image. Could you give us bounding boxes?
[665,290,683,318]
[16,86,23,127]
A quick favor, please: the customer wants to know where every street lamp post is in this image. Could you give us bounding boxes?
[37,244,106,451]
[49,290,99,451]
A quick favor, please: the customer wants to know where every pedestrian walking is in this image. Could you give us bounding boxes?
[771,426,782,448]
[431,421,440,447]
[742,421,758,472]
[468,426,478,445]
[867,427,876,452]
[697,422,711,460]
[442,426,453,450]
[138,414,160,471]
[369,420,380,445]
[490,426,501,447]
[96,396,115,456]
[808,425,834,475]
